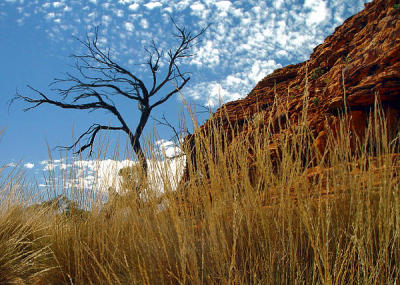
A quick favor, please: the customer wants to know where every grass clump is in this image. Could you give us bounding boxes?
[0,102,399,284]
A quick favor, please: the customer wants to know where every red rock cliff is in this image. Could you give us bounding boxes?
[184,0,400,177]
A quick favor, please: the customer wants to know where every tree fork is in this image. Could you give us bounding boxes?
[12,20,208,185]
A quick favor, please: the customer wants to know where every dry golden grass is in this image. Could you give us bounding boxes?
[1,102,399,284]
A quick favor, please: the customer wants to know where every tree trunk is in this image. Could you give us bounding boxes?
[130,108,151,176]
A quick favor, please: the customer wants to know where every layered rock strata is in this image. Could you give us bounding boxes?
[184,0,400,178]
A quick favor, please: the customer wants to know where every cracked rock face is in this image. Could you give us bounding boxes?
[185,0,400,170]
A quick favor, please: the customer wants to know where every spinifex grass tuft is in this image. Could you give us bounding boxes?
[0,100,399,284]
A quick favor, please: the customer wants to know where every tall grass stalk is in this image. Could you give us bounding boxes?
[0,99,399,284]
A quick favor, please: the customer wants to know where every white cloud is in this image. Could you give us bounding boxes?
[24,162,34,169]
[190,1,207,19]
[86,11,96,22]
[43,162,55,171]
[191,40,220,67]
[163,6,173,13]
[207,82,241,107]
[124,21,134,31]
[304,0,330,26]
[45,12,55,19]
[274,0,284,9]
[187,57,281,107]
[102,15,112,26]
[37,156,186,195]
[191,1,205,11]
[128,3,139,10]
[156,139,183,158]
[215,1,231,11]
[144,2,162,9]
[114,9,124,17]
[89,0,97,4]
[248,60,278,83]
[172,0,190,11]
[139,18,149,29]
[53,1,63,8]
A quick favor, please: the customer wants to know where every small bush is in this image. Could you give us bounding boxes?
[310,67,325,80]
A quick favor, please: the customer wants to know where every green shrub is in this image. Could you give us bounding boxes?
[310,67,325,80]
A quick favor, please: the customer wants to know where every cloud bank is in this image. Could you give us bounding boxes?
[38,141,185,195]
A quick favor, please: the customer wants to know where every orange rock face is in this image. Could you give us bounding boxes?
[185,0,400,170]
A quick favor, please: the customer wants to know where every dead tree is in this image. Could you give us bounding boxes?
[13,21,208,174]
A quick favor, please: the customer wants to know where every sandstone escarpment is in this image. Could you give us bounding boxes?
[185,0,400,172]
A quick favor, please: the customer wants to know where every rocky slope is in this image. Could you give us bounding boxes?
[184,0,400,178]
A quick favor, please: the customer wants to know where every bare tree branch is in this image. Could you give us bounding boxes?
[151,114,186,142]
[59,124,124,155]
[150,77,190,110]
[12,20,208,177]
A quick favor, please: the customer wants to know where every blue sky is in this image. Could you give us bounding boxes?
[0,0,370,190]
